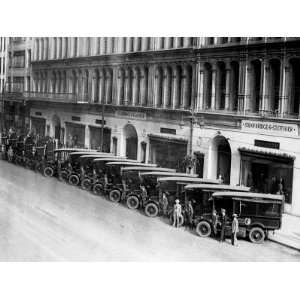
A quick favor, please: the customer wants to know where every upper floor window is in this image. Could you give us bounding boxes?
[12,51,25,68]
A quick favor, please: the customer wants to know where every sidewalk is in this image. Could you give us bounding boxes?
[268,213,300,250]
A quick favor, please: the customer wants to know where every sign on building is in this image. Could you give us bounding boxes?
[241,120,299,137]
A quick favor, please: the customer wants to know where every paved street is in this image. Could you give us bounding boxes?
[0,160,299,261]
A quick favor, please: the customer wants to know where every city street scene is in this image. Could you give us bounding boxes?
[0,37,300,261]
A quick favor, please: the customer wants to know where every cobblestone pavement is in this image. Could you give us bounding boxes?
[0,160,299,261]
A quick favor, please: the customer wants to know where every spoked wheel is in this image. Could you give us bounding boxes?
[126,195,140,210]
[93,183,104,195]
[109,189,121,203]
[81,178,92,191]
[249,227,265,244]
[144,203,159,217]
[60,170,69,181]
[43,166,54,177]
[68,174,80,186]
[195,221,212,237]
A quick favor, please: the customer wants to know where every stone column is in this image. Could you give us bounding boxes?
[99,69,105,104]
[117,68,124,105]
[280,58,291,116]
[154,66,163,107]
[140,66,148,106]
[172,65,180,109]
[132,68,140,105]
[141,37,149,51]
[210,63,217,110]
[243,61,251,113]
[105,69,112,104]
[181,65,190,109]
[261,59,270,113]
[124,68,131,105]
[100,37,106,54]
[224,62,232,110]
[183,37,192,47]
[196,62,204,111]
[162,66,171,108]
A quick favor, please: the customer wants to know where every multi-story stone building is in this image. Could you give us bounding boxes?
[9,37,300,215]
[2,37,32,133]
[0,37,9,131]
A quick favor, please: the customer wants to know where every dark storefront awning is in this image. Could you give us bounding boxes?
[239,146,295,162]
[148,133,188,145]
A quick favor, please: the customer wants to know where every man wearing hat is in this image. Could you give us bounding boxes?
[231,214,239,246]
[220,208,227,242]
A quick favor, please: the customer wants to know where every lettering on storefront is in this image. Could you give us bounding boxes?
[115,110,147,120]
[241,120,298,137]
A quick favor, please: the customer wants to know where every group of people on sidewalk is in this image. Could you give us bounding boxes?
[143,187,240,246]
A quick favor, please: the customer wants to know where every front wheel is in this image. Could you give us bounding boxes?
[126,195,140,210]
[249,227,265,244]
[43,166,54,177]
[145,203,159,217]
[196,221,212,237]
[68,174,80,186]
[109,189,121,203]
[93,183,104,195]
[81,178,92,191]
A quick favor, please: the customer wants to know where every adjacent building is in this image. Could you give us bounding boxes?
[3,37,300,215]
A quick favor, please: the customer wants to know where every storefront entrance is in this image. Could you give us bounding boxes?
[65,122,85,148]
[210,135,231,184]
[31,117,46,137]
[89,126,111,152]
[239,148,294,204]
[124,124,138,160]
[149,134,188,171]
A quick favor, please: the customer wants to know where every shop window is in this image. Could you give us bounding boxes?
[112,137,117,156]
[141,141,147,163]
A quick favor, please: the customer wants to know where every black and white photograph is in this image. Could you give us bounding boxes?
[0,1,299,299]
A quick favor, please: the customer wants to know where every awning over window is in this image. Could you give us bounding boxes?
[148,133,188,145]
[239,145,295,161]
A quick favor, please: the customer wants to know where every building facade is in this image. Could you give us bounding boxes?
[1,37,32,134]
[6,37,300,215]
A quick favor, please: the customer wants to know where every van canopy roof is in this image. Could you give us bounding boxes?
[184,184,250,192]
[69,151,109,156]
[122,166,176,172]
[158,177,221,184]
[93,157,134,162]
[106,162,157,167]
[54,148,94,153]
[140,172,197,178]
[79,154,125,159]
[212,191,284,204]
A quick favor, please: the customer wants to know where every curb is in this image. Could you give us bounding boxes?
[268,237,300,252]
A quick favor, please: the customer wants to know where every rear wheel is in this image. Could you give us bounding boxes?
[109,189,121,203]
[196,221,212,237]
[81,178,92,191]
[68,174,80,186]
[60,170,69,181]
[145,203,159,217]
[93,183,104,195]
[43,166,54,177]
[126,195,140,210]
[249,227,265,244]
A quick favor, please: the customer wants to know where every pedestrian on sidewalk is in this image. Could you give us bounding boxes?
[220,208,227,242]
[172,199,182,228]
[161,192,169,216]
[185,199,194,228]
[212,209,219,237]
[231,214,239,246]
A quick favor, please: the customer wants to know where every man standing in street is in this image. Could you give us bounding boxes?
[161,192,169,217]
[220,208,227,242]
[172,199,182,228]
[231,214,239,246]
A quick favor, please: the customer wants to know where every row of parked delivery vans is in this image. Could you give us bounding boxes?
[1,143,284,244]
